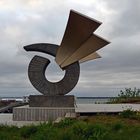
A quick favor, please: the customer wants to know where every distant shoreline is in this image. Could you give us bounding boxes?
[0,96,114,98]
[77,97,114,99]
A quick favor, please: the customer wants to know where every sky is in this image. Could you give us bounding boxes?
[0,0,140,97]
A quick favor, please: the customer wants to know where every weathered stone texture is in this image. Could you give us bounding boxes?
[13,106,75,121]
[24,44,80,96]
[29,95,75,107]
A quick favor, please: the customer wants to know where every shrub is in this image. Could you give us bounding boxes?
[55,118,76,128]
[112,122,123,131]
[72,122,107,140]
[120,108,140,120]
[109,87,140,103]
[20,125,38,138]
[118,88,140,98]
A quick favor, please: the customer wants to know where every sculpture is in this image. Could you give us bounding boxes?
[13,9,110,121]
[24,10,110,96]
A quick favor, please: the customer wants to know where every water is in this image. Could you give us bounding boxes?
[76,97,112,104]
[0,96,113,104]
[0,97,23,102]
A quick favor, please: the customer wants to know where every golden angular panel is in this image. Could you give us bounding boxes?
[55,10,102,66]
[79,52,101,63]
[61,34,110,68]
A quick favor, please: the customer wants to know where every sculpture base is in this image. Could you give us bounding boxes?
[13,105,75,121]
[29,95,75,107]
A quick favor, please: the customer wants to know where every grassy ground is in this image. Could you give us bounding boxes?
[0,114,139,140]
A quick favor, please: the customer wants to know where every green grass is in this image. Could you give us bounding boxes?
[0,115,140,140]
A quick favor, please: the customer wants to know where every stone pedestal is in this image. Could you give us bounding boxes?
[13,95,75,121]
[29,95,75,107]
[13,105,75,121]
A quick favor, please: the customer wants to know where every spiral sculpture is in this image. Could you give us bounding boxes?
[24,43,80,95]
[24,10,110,96]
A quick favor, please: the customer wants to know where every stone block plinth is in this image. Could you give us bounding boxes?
[13,105,75,121]
[29,95,75,107]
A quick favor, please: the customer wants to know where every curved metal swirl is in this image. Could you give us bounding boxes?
[24,43,80,95]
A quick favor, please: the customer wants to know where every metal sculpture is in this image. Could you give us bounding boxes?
[24,10,110,96]
[24,44,80,95]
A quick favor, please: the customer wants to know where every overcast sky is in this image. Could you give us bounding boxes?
[0,0,140,97]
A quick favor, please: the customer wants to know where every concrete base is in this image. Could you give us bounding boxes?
[13,105,75,121]
[29,95,75,107]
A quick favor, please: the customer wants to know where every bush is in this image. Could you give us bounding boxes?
[20,125,38,138]
[72,122,107,140]
[55,118,76,128]
[109,87,140,103]
[118,88,140,98]
[120,109,140,120]
[112,122,123,131]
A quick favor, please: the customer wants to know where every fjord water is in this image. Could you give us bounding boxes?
[0,96,112,104]
[76,97,111,104]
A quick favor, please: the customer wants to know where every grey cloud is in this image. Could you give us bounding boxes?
[0,0,140,97]
[106,0,140,38]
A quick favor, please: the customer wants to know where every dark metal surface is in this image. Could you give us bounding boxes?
[24,43,80,95]
[24,43,57,57]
